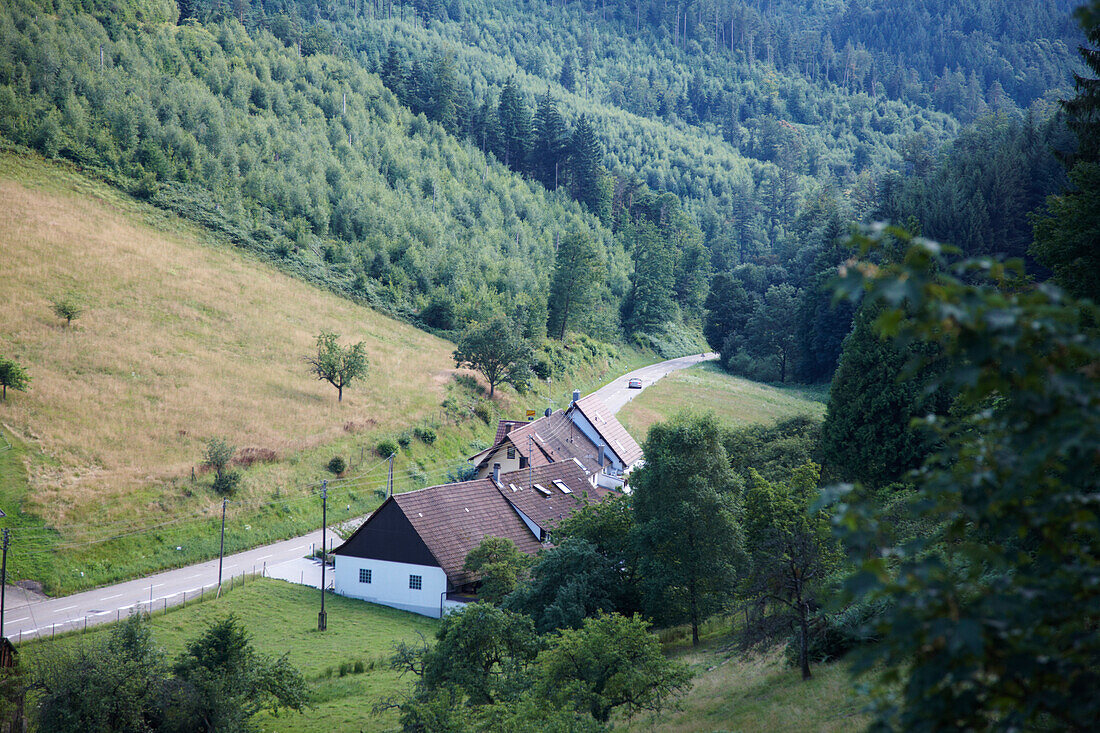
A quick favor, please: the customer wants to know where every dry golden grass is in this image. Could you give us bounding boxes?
[0,154,456,529]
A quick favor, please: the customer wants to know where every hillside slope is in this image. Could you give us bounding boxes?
[0,153,474,587]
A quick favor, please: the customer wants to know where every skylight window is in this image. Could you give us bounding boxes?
[553,480,572,494]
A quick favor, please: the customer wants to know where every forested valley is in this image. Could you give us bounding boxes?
[2,0,1099,730]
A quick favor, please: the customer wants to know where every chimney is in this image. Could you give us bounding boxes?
[597,442,605,468]
[572,389,581,404]
[493,463,501,483]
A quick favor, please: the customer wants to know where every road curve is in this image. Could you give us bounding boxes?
[5,352,717,642]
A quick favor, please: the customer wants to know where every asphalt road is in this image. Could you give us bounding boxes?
[594,352,718,413]
[5,352,717,643]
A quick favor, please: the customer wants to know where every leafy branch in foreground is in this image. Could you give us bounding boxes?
[828,224,1100,730]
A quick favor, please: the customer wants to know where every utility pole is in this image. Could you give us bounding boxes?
[0,529,8,640]
[388,453,394,498]
[218,498,227,587]
[318,480,328,631]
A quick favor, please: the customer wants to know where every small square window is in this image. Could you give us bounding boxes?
[359,568,372,584]
[409,574,422,590]
[507,446,516,460]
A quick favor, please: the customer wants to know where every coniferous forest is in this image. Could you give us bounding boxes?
[2,0,1099,730]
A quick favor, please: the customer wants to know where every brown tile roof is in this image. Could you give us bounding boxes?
[504,411,603,471]
[493,419,527,446]
[392,478,543,587]
[573,394,644,466]
[495,461,612,532]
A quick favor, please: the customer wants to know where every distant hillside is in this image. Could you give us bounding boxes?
[0,0,626,338]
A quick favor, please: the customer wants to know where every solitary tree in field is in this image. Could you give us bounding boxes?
[453,316,532,398]
[306,330,368,402]
[0,358,29,400]
[51,293,84,327]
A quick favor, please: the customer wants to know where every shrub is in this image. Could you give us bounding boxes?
[408,464,428,487]
[452,373,481,393]
[446,463,479,483]
[413,426,437,444]
[473,400,494,425]
[531,353,553,380]
[213,470,242,496]
[326,456,346,475]
[376,437,399,457]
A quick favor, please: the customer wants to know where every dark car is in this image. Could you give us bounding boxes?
[628,378,642,389]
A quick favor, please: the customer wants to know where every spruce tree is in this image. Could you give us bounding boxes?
[819,302,951,486]
[559,56,576,93]
[703,273,752,351]
[496,77,532,172]
[531,91,570,190]
[567,115,604,214]
[1032,1,1100,301]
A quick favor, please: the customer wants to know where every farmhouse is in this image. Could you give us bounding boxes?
[332,460,614,618]
[470,391,643,490]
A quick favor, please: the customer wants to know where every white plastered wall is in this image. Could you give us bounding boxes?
[334,556,448,618]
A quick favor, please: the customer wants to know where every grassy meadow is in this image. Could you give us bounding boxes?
[24,578,865,733]
[20,578,438,731]
[619,362,828,442]
[625,639,867,732]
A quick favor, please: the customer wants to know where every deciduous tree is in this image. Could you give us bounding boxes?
[0,358,29,400]
[534,613,691,723]
[453,316,532,398]
[831,225,1100,729]
[464,536,532,605]
[631,413,745,646]
[546,231,605,341]
[306,330,369,402]
[742,462,840,680]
